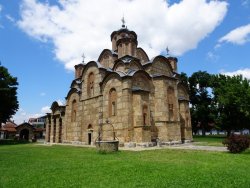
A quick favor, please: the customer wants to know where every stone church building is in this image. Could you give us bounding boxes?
[45,23,192,146]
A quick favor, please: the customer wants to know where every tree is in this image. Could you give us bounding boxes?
[211,74,250,136]
[188,71,216,136]
[179,72,189,86]
[0,64,19,124]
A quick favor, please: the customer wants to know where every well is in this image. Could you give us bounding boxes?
[96,140,119,152]
[95,119,119,152]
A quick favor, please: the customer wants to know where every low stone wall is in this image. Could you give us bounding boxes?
[95,140,119,152]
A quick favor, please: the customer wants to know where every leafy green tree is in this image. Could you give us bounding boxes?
[211,74,250,136]
[188,71,216,136]
[179,72,189,86]
[0,64,19,124]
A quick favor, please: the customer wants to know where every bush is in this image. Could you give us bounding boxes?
[223,134,250,153]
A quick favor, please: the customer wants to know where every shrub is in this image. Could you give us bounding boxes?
[223,134,250,153]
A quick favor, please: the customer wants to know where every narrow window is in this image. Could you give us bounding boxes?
[109,88,117,117]
[88,72,94,97]
[112,102,116,116]
[167,87,175,121]
[169,104,174,121]
[143,105,148,126]
[71,100,77,122]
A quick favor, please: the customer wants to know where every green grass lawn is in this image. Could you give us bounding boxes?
[0,144,250,188]
[193,135,226,146]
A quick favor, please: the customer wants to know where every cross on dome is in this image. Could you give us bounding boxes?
[121,16,126,28]
[82,52,85,63]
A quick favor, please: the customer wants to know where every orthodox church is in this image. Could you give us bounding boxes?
[45,22,192,147]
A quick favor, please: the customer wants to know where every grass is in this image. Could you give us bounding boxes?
[0,144,250,188]
[193,135,226,146]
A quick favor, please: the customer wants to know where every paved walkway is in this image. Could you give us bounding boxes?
[164,143,227,152]
[120,143,227,152]
[40,142,227,152]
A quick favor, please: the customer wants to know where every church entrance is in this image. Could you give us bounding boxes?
[20,129,29,141]
[88,132,92,145]
[87,124,93,145]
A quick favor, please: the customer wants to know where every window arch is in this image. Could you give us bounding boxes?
[109,88,117,117]
[71,100,77,122]
[87,72,95,97]
[142,104,148,126]
[167,87,175,121]
[88,124,93,130]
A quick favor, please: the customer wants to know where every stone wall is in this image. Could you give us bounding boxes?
[47,28,193,147]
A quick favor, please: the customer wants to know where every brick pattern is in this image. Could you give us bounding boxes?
[47,28,193,146]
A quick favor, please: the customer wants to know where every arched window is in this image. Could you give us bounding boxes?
[109,88,117,116]
[143,104,148,126]
[88,124,93,130]
[71,100,77,122]
[167,87,175,121]
[87,72,94,97]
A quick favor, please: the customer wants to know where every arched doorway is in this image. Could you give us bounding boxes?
[87,124,93,145]
[20,129,29,141]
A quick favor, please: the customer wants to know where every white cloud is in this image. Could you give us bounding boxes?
[12,108,43,124]
[56,99,65,106]
[12,104,53,124]
[18,0,228,70]
[242,0,250,8]
[5,14,15,23]
[218,24,250,45]
[206,51,219,62]
[221,68,250,79]
[40,92,46,96]
[0,4,3,28]
[41,106,51,113]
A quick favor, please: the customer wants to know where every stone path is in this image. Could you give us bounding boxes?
[120,143,227,152]
[39,142,228,152]
[165,143,227,152]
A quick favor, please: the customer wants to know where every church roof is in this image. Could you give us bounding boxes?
[110,27,137,40]
[114,55,140,64]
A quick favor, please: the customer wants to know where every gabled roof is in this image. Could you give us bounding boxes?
[97,49,118,62]
[70,78,82,88]
[114,55,140,64]
[65,88,80,100]
[0,121,17,132]
[16,122,34,130]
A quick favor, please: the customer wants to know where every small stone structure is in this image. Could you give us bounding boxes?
[95,120,119,152]
[96,140,119,152]
[16,123,35,141]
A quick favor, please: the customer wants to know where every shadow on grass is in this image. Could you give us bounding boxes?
[0,139,30,146]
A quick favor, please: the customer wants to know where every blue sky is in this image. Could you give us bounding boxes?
[0,0,250,124]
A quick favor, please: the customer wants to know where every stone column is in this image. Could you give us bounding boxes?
[53,118,56,143]
[56,117,60,143]
[45,120,50,142]
[50,118,54,143]
[50,117,56,143]
[59,118,63,143]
